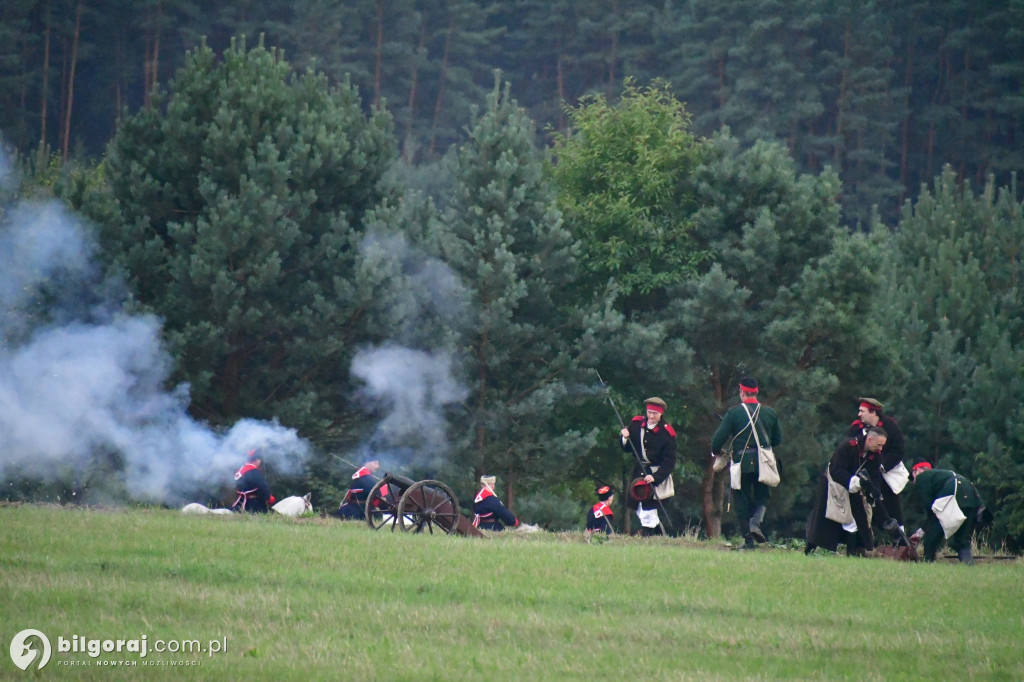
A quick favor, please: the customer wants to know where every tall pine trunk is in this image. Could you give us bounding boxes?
[143,2,163,108]
[403,20,426,161]
[373,0,384,108]
[428,21,452,158]
[39,4,52,150]
[61,1,82,161]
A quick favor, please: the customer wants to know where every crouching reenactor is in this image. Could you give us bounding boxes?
[909,459,989,565]
[805,428,887,556]
[586,485,615,535]
[333,460,380,520]
[473,475,519,531]
[232,449,275,513]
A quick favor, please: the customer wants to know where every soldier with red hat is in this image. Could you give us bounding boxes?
[620,396,677,536]
[586,485,615,534]
[711,377,783,549]
[909,459,987,564]
[849,397,909,542]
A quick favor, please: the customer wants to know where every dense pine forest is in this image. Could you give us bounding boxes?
[1,1,1022,551]
[3,0,1023,225]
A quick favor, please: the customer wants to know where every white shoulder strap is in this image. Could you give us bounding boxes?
[741,403,763,449]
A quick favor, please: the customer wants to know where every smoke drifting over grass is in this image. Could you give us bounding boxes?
[0,157,309,505]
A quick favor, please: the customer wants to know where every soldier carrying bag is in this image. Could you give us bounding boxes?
[742,403,780,487]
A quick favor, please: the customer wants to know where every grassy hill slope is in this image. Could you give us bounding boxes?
[2,505,1021,680]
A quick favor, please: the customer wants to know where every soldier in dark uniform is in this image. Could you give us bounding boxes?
[805,427,887,556]
[849,398,908,542]
[586,485,615,534]
[333,460,380,520]
[909,460,984,564]
[473,475,519,531]
[620,397,677,537]
[711,378,783,549]
[231,449,275,513]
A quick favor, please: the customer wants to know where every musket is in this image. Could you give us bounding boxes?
[331,453,365,471]
[595,371,673,534]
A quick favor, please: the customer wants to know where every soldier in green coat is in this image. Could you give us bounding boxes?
[909,459,984,564]
[711,377,783,549]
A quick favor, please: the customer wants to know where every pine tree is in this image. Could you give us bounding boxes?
[435,79,597,509]
[93,36,396,437]
[880,168,1024,549]
[664,132,887,537]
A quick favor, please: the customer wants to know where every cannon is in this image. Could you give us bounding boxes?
[364,471,482,536]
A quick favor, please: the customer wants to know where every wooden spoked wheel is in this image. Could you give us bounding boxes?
[396,480,460,534]
[365,478,401,531]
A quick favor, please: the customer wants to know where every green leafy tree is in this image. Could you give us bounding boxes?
[88,36,396,439]
[551,79,707,315]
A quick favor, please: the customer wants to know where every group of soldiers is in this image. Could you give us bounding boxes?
[231,452,523,531]
[588,378,989,564]
[230,378,990,562]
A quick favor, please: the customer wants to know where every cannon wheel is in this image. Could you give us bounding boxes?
[397,480,460,534]
[365,478,401,531]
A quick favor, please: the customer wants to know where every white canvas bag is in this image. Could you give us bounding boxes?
[742,403,780,487]
[931,477,968,538]
[824,467,854,525]
[730,460,742,490]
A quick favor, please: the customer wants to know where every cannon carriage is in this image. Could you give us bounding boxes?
[364,471,481,536]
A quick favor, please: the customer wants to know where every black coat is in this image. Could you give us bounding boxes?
[473,489,518,531]
[621,415,677,485]
[849,415,907,524]
[232,464,272,513]
[805,439,884,551]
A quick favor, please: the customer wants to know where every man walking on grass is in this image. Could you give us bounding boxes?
[711,377,783,549]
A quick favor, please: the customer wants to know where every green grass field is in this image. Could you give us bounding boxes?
[2,505,1021,681]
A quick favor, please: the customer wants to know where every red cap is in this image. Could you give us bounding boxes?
[911,460,932,473]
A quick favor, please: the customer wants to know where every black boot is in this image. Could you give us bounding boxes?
[749,505,767,543]
[741,535,756,550]
[957,548,974,565]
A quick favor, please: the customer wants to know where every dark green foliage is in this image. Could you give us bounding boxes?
[661,132,887,536]
[880,169,1024,549]
[4,1,1024,226]
[551,79,707,313]
[92,36,395,438]
[435,80,599,505]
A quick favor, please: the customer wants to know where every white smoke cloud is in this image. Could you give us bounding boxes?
[352,345,468,465]
[0,165,310,505]
[349,231,469,470]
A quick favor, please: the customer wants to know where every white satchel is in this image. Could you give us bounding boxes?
[651,465,675,500]
[931,477,967,538]
[742,403,780,487]
[730,460,742,490]
[824,467,854,524]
